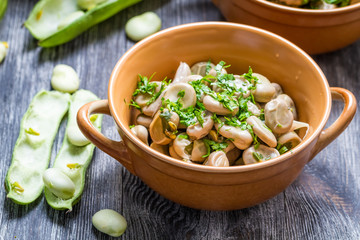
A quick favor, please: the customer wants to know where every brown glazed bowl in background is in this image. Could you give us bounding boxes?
[77,22,356,210]
[212,0,360,54]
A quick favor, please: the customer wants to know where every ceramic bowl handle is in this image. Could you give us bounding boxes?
[310,87,357,161]
[77,99,136,175]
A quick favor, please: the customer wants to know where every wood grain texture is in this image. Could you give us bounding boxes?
[0,0,359,239]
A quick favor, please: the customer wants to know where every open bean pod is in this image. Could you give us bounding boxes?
[0,0,7,20]
[25,0,142,47]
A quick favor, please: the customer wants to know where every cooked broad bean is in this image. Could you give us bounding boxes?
[51,64,80,93]
[269,0,350,9]
[173,133,192,160]
[243,145,280,165]
[149,110,179,145]
[131,125,149,145]
[204,151,229,167]
[136,114,152,128]
[191,139,208,163]
[128,60,308,166]
[150,142,169,155]
[191,61,215,76]
[173,62,191,83]
[92,209,127,237]
[125,12,161,41]
[264,98,294,134]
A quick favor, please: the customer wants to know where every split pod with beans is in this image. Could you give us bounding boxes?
[25,0,142,47]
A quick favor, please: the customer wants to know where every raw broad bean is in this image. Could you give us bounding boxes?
[44,89,103,210]
[92,209,127,237]
[43,168,75,199]
[66,90,95,147]
[0,41,8,63]
[25,0,142,47]
[51,64,80,93]
[125,12,161,41]
[5,91,70,205]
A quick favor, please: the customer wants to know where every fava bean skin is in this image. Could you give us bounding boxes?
[25,0,142,47]
[51,64,80,93]
[0,0,7,20]
[92,209,127,237]
[125,12,161,41]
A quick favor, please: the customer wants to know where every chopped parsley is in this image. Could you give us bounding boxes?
[132,73,157,97]
[132,73,169,106]
[161,90,206,127]
[242,66,258,87]
[252,152,264,162]
[205,60,212,75]
[129,99,141,111]
[202,139,228,158]
[276,142,293,155]
[178,134,189,139]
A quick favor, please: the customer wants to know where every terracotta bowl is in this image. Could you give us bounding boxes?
[212,0,360,54]
[77,22,356,210]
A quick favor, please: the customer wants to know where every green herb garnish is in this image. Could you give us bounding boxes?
[202,139,228,158]
[205,59,212,75]
[252,152,264,162]
[276,142,293,155]
[129,99,141,111]
[177,90,185,98]
[178,134,189,139]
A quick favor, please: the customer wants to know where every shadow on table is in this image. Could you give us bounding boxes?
[3,194,43,219]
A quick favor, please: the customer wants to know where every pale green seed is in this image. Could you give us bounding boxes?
[51,64,80,93]
[0,41,8,63]
[125,12,161,41]
[58,11,85,30]
[92,209,127,237]
[43,168,75,200]
[67,124,90,146]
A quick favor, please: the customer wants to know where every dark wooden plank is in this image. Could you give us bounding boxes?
[0,0,359,239]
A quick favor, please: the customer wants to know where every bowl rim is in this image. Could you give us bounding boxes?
[251,0,360,14]
[108,21,331,173]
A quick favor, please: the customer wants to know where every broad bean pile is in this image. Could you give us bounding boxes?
[129,61,309,167]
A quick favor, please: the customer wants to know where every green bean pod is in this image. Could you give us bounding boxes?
[0,0,7,20]
[44,89,103,210]
[25,0,142,47]
[5,91,71,205]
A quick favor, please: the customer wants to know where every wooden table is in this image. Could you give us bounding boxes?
[1,1,359,239]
